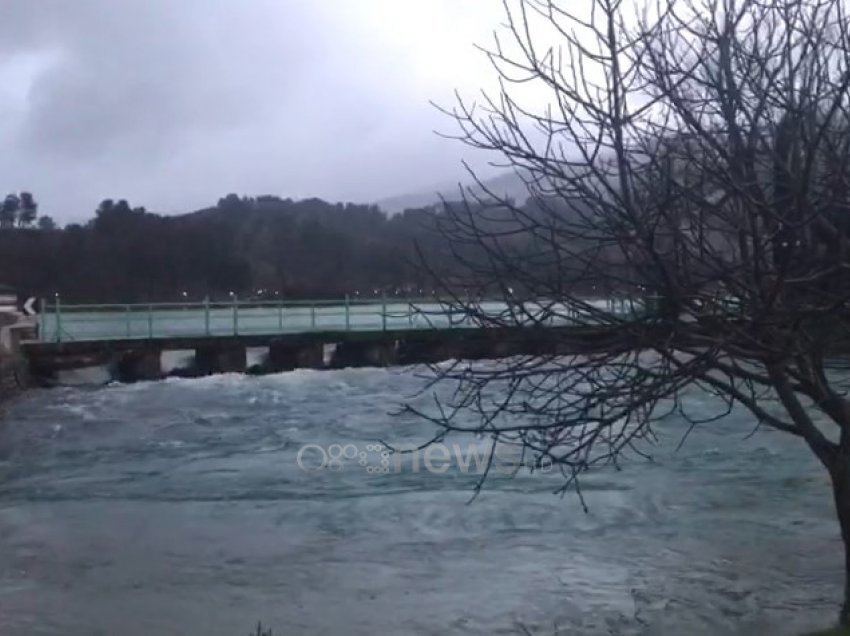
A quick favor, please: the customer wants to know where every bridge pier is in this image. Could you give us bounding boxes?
[194,344,247,375]
[115,349,163,383]
[397,338,452,365]
[21,321,628,380]
[397,335,543,365]
[396,336,501,364]
[489,338,530,358]
[268,341,324,372]
[331,340,397,368]
[455,337,493,360]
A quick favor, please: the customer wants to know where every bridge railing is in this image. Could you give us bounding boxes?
[36,296,495,343]
[36,296,650,343]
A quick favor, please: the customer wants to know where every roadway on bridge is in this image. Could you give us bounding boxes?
[37,298,633,343]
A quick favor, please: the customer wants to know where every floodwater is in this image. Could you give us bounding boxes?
[0,364,842,635]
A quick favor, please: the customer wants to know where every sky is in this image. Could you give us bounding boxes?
[0,1,506,223]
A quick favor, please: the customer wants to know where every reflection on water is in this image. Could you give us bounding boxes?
[0,367,842,635]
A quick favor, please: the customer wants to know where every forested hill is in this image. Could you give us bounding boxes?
[0,194,457,303]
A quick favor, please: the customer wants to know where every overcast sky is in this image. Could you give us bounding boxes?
[0,1,505,223]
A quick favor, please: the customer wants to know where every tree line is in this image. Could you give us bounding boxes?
[0,193,470,303]
[0,192,56,230]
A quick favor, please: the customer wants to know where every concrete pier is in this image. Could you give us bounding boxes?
[396,338,452,365]
[396,336,518,364]
[397,333,551,364]
[0,349,28,399]
[116,349,163,383]
[331,340,397,368]
[268,341,324,371]
[195,344,247,375]
[0,315,36,400]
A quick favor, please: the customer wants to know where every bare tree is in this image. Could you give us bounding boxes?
[414,0,850,625]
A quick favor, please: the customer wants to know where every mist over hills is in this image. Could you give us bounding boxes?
[377,170,530,213]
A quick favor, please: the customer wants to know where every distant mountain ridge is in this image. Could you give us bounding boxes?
[378,170,530,213]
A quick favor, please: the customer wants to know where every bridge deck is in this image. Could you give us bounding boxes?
[23,324,621,355]
[36,297,638,344]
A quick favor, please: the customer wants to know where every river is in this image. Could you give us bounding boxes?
[0,364,842,635]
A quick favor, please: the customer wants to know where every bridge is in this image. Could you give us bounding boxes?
[21,296,644,383]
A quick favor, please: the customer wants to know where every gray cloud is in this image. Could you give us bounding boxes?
[0,0,502,222]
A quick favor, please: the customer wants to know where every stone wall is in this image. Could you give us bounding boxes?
[0,314,33,403]
[0,352,28,401]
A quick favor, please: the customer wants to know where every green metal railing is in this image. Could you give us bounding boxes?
[36,296,653,344]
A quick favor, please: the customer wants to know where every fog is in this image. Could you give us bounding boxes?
[0,1,505,222]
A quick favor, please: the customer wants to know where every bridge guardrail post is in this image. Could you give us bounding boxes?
[310,303,316,330]
[148,304,154,338]
[278,301,284,332]
[55,295,62,343]
[381,293,387,331]
[39,298,46,341]
[125,304,132,338]
[204,297,211,336]
[345,294,350,331]
[233,295,239,336]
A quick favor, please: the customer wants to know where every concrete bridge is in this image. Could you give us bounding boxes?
[22,296,643,383]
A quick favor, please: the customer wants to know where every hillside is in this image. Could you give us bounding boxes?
[0,173,621,305]
[0,195,458,303]
[377,170,531,213]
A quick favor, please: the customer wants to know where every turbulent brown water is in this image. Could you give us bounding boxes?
[0,366,841,635]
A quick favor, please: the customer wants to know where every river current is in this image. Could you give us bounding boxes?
[0,363,842,635]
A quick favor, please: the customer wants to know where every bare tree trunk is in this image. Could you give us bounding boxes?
[830,456,850,626]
